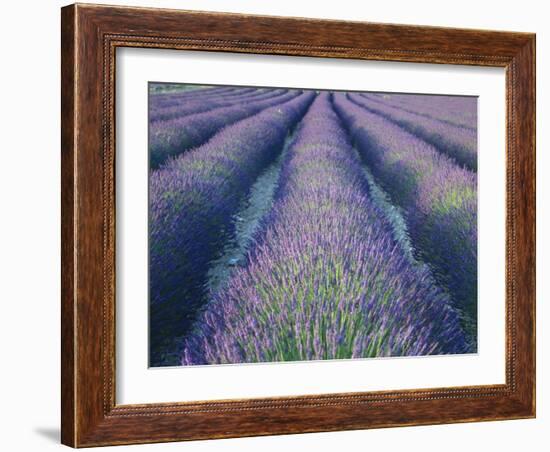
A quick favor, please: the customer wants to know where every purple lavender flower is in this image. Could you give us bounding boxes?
[149,90,302,169]
[149,92,315,366]
[333,93,477,339]
[349,93,477,171]
[180,93,467,365]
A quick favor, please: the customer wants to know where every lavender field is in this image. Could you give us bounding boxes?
[148,83,478,367]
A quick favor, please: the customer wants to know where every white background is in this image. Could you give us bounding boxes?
[0,0,546,451]
[118,49,505,404]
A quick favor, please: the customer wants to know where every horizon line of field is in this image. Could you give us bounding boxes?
[149,81,479,101]
[148,87,478,367]
[150,86,477,172]
[150,85,478,135]
[150,85,478,145]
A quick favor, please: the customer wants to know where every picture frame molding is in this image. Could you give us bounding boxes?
[61,3,535,447]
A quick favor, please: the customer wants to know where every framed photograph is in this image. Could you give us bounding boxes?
[61,3,535,447]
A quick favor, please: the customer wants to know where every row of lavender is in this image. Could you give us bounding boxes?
[149,92,316,365]
[180,93,469,365]
[333,93,478,337]
[150,85,244,109]
[149,88,303,169]
[363,92,477,131]
[150,87,284,123]
[353,93,478,171]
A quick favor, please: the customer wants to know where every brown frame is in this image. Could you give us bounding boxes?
[61,3,536,447]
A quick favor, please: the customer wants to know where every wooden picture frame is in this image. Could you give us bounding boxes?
[61,3,536,447]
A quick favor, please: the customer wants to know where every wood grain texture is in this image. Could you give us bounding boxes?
[60,3,536,447]
[60,5,76,447]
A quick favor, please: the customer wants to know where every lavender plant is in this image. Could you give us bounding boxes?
[181,93,467,365]
[349,93,477,171]
[333,93,477,339]
[149,92,316,366]
[149,90,301,169]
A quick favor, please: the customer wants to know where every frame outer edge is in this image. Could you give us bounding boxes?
[60,3,536,447]
[531,34,536,417]
[61,3,77,448]
[515,35,536,416]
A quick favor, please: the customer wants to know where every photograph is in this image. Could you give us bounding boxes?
[148,83,478,368]
[0,0,542,449]
[50,0,538,448]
